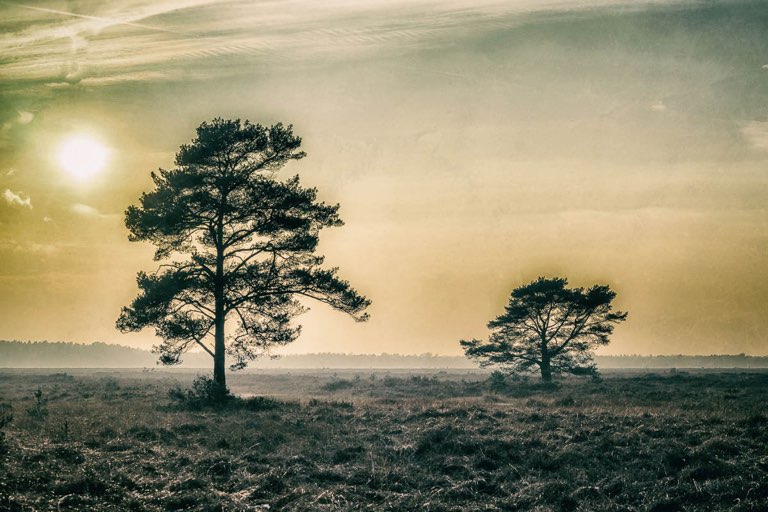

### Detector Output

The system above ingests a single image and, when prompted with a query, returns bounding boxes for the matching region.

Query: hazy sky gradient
[1,0,767,356]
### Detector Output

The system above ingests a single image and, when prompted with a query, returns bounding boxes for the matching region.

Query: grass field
[1,369,767,511]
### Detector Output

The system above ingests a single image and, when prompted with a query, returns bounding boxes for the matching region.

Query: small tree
[461,277,627,382]
[117,118,370,395]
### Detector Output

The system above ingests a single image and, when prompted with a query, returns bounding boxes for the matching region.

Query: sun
[56,134,109,182]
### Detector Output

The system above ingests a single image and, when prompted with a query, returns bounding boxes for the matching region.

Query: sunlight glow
[56,134,109,182]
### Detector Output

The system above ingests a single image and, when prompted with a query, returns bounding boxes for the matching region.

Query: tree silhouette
[461,277,627,382]
[117,118,370,395]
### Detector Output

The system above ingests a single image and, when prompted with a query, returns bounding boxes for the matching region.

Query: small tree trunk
[540,352,553,382]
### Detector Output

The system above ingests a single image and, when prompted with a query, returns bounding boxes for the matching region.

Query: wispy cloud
[71,203,114,218]
[0,0,641,87]
[0,0,214,84]
[10,2,199,36]
[3,189,32,208]
[0,239,58,254]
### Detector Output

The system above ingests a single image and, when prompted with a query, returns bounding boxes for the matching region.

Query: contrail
[7,2,196,36]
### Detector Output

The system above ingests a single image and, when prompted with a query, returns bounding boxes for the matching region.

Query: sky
[0,0,767,357]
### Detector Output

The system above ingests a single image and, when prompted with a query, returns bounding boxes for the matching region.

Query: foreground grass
[0,370,767,511]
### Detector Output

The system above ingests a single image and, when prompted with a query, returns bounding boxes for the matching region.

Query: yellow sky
[0,0,767,355]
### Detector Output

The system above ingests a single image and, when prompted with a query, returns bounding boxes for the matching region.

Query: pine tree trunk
[212,213,227,399]
[212,287,228,400]
[213,305,226,391]
[540,352,553,382]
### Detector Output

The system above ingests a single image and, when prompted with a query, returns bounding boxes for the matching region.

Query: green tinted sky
[1,0,767,355]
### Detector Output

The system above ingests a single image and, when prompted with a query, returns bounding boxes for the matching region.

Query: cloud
[17,111,34,124]
[43,216,53,222]
[71,203,105,217]
[0,112,34,148]
[741,121,768,152]
[3,189,32,208]
[650,100,667,112]
[70,203,118,219]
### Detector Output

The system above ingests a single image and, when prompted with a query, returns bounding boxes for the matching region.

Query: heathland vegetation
[1,369,767,511]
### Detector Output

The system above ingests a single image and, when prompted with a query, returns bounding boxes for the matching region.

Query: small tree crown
[461,276,627,381]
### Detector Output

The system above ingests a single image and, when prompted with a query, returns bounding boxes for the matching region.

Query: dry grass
[1,369,767,511]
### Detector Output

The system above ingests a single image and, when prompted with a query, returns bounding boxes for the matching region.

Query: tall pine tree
[117,119,370,395]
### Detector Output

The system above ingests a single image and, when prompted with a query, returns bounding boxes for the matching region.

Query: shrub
[190,375,230,401]
[26,388,48,419]
[488,370,507,392]
[322,379,356,392]
[0,402,12,453]
[0,403,12,431]
[169,375,231,407]
[102,377,121,393]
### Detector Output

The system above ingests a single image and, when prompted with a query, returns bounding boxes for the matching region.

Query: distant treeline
[0,340,199,368]
[1,340,768,369]
[596,354,768,369]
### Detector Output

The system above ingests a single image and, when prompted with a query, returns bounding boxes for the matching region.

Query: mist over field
[2,341,768,370]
